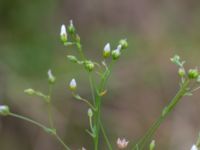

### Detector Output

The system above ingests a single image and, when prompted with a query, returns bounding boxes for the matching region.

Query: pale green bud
[149,140,155,150]
[88,108,93,118]
[24,88,35,95]
[67,55,78,63]
[68,20,76,34]
[60,24,68,44]
[84,61,94,72]
[48,69,56,84]
[178,68,185,77]
[188,69,199,79]
[0,105,10,116]
[119,39,128,49]
[69,78,77,91]
[112,47,121,60]
[103,43,111,58]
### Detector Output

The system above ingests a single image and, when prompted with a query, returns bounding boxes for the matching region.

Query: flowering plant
[0,20,200,150]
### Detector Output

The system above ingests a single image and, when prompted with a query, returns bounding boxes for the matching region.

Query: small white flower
[69,78,77,91]
[103,43,111,58]
[117,44,122,51]
[104,43,111,52]
[112,48,121,60]
[0,105,10,116]
[48,69,56,84]
[191,145,198,150]
[117,138,129,149]
[60,24,68,43]
[60,24,67,36]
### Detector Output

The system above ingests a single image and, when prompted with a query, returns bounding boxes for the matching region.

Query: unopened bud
[0,105,10,116]
[112,48,121,60]
[178,68,185,77]
[103,43,111,58]
[24,88,35,95]
[48,69,56,84]
[84,61,94,72]
[88,108,93,118]
[67,55,78,63]
[119,39,128,49]
[188,69,199,79]
[68,20,75,34]
[69,78,77,91]
[149,140,155,150]
[60,24,67,44]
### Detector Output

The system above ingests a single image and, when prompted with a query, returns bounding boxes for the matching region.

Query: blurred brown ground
[0,0,200,149]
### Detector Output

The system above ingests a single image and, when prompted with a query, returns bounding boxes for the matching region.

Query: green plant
[0,20,200,150]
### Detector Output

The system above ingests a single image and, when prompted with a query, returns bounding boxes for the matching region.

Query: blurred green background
[1,0,200,149]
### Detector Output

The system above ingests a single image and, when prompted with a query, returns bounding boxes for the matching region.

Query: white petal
[60,24,67,35]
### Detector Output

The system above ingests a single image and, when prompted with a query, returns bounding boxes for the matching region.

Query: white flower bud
[69,78,77,91]
[103,43,111,58]
[48,69,56,84]
[60,24,67,44]
[0,105,10,116]
[112,48,121,60]
[88,108,93,118]
[191,145,198,150]
[68,20,75,34]
[116,138,129,149]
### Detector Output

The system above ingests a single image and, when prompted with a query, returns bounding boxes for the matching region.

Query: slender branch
[100,121,113,150]
[9,113,48,130]
[132,79,190,150]
[54,133,71,150]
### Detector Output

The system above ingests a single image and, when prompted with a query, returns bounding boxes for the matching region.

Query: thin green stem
[132,79,190,150]
[89,73,96,105]
[100,121,113,150]
[9,113,71,150]
[93,60,115,150]
[9,113,48,130]
[54,133,71,150]
[47,84,54,129]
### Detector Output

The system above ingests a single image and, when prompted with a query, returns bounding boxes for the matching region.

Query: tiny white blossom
[60,24,67,36]
[48,69,56,84]
[0,105,10,116]
[103,43,111,57]
[112,48,121,60]
[191,145,198,150]
[69,78,77,91]
[104,43,111,52]
[117,138,129,149]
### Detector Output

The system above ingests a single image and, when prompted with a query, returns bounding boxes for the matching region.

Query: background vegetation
[0,0,200,149]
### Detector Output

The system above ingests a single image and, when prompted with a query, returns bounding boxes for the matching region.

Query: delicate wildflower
[69,78,77,91]
[48,69,56,84]
[0,105,10,116]
[103,43,111,58]
[60,24,67,44]
[191,145,198,150]
[117,138,129,149]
